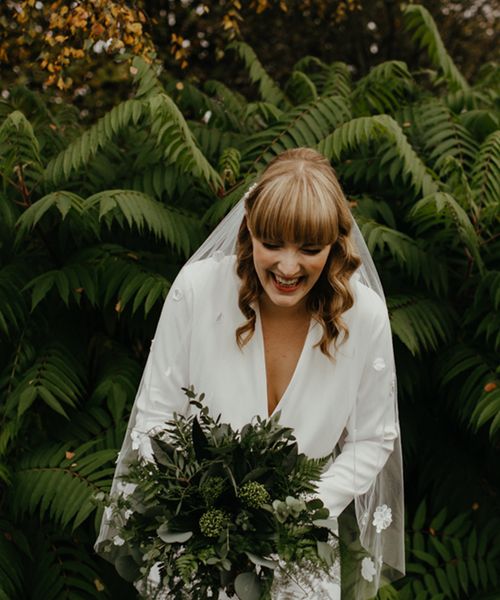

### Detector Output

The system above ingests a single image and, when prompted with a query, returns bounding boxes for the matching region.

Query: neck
[258,294,309,321]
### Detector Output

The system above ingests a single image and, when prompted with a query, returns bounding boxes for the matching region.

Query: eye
[301,247,322,255]
[262,241,281,250]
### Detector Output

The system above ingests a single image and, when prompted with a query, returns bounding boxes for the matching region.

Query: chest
[261,314,310,416]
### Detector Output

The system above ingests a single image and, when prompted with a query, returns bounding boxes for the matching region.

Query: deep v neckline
[255,305,312,418]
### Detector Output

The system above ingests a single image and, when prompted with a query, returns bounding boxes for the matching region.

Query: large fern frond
[415,100,479,172]
[147,93,222,191]
[227,41,290,109]
[12,440,116,531]
[85,189,201,257]
[352,61,413,116]
[400,500,500,599]
[436,344,497,426]
[357,217,448,295]
[243,94,352,167]
[284,71,318,105]
[322,62,352,99]
[131,55,164,99]
[26,530,111,599]
[204,80,249,123]
[24,261,98,310]
[409,192,484,272]
[403,5,469,93]
[471,130,500,209]
[460,108,499,143]
[16,190,86,236]
[172,80,245,132]
[0,110,43,188]
[44,99,143,187]
[244,101,284,127]
[388,295,455,356]
[292,58,352,100]
[97,252,172,318]
[318,114,438,197]
[5,343,86,420]
[189,121,244,165]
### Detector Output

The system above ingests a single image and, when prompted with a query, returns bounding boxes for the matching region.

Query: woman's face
[250,232,332,312]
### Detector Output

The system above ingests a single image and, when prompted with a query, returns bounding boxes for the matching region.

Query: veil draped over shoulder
[95,171,405,599]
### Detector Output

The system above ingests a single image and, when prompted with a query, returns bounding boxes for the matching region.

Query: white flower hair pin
[241,182,258,203]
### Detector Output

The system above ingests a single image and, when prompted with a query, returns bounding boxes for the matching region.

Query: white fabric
[134,256,397,522]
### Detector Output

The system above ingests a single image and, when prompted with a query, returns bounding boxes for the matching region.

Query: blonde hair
[236,147,361,357]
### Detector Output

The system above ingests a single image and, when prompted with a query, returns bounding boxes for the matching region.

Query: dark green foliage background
[0,5,498,599]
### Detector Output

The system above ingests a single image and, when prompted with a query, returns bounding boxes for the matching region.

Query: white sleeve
[131,267,193,459]
[316,304,398,518]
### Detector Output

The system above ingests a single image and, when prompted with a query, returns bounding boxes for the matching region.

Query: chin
[264,287,307,309]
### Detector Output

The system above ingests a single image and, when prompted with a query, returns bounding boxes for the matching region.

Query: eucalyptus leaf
[157,523,193,543]
[245,552,278,570]
[234,572,261,600]
[317,541,336,566]
[115,554,141,582]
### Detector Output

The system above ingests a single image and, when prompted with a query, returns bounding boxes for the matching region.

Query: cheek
[310,254,330,279]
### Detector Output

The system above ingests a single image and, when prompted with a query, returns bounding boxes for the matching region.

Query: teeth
[275,274,300,286]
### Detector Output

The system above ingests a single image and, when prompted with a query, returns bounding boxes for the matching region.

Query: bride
[96,147,405,599]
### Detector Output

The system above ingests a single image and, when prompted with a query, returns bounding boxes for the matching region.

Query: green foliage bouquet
[101,390,339,600]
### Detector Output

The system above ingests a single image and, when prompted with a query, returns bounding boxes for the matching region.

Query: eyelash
[262,242,321,255]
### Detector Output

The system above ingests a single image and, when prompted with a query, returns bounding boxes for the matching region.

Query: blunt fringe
[235,147,361,358]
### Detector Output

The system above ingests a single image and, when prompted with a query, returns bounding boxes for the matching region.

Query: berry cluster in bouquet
[101,389,339,600]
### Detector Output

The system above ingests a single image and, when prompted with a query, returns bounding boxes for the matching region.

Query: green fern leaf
[0,110,43,188]
[228,41,290,109]
[403,4,469,92]
[414,100,479,172]
[357,216,448,295]
[244,94,351,167]
[409,192,484,272]
[44,99,144,186]
[7,344,86,420]
[471,130,500,208]
[322,62,352,98]
[245,101,284,126]
[285,71,318,105]
[12,441,116,531]
[131,55,164,99]
[388,295,455,355]
[85,189,201,257]
[147,93,222,191]
[318,114,438,197]
[352,61,413,116]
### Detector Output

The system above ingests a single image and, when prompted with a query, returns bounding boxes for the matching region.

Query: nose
[276,248,301,277]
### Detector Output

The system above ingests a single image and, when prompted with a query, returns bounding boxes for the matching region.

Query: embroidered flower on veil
[361,557,376,582]
[372,504,392,533]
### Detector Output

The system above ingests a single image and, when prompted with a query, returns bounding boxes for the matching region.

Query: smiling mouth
[271,272,303,290]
